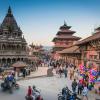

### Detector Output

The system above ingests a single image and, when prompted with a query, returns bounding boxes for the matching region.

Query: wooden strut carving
[89,40,100,47]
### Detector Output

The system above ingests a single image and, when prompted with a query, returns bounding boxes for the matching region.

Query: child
[82,86,88,100]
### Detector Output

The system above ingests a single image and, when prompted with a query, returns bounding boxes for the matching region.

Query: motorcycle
[68,92,81,100]
[1,80,13,93]
[25,94,43,100]
[58,86,81,100]
[25,87,43,100]
[58,92,65,100]
[58,87,71,100]
[32,90,43,100]
[25,95,33,100]
[1,77,19,93]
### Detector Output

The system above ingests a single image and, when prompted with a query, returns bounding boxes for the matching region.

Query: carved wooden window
[94,55,97,59]
[89,55,93,59]
[84,52,87,58]
[99,52,100,59]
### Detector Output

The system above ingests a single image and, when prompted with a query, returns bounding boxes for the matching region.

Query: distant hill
[43,46,52,50]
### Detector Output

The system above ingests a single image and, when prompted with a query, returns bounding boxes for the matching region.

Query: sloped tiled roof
[58,46,80,54]
[76,32,100,45]
[52,35,81,41]
[56,30,75,35]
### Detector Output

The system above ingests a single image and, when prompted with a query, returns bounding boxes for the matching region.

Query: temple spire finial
[64,20,67,26]
[8,6,12,14]
[6,6,13,17]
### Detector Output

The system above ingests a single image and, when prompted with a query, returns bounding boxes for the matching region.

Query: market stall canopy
[12,61,27,68]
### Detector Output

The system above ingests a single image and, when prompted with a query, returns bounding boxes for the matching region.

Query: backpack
[72,81,77,88]
[78,82,83,88]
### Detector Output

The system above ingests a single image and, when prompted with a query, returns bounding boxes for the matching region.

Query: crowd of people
[48,59,100,100]
[49,59,78,79]
[71,79,89,100]
[0,58,99,99]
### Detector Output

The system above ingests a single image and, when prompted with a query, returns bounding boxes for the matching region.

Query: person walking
[70,67,74,80]
[27,86,32,96]
[23,68,26,78]
[71,79,77,93]
[82,86,88,100]
[74,69,79,80]
[64,67,68,78]
[59,67,62,78]
[26,86,33,100]
[78,80,83,95]
[58,63,61,77]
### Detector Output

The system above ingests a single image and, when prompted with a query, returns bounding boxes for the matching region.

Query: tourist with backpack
[78,80,83,95]
[71,79,77,93]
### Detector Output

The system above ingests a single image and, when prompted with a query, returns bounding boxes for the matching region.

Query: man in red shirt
[25,86,33,100]
[27,86,32,96]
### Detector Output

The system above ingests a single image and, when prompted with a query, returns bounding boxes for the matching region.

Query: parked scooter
[58,86,70,100]
[58,86,81,100]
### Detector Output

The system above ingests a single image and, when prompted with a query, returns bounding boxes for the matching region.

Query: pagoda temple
[52,21,81,59]
[0,7,27,66]
[29,43,44,57]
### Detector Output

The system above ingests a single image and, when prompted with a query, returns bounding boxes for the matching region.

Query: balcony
[0,50,27,56]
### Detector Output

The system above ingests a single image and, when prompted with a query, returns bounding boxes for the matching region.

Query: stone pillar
[15,71,18,80]
[5,59,7,64]
[0,59,1,64]
[1,44,2,50]
[11,59,12,64]
[1,58,2,64]
[0,44,1,50]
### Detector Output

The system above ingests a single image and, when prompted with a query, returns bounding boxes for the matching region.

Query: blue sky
[0,0,100,46]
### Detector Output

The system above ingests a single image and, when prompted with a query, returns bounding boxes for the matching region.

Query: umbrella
[12,61,27,68]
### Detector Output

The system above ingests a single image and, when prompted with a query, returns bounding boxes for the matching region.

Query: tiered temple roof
[53,35,80,41]
[95,26,100,31]
[52,22,80,42]
[0,6,27,63]
[0,6,26,44]
[52,22,81,53]
[1,6,19,31]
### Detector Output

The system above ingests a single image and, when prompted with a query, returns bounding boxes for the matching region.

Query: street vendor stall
[12,61,28,79]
